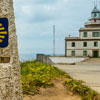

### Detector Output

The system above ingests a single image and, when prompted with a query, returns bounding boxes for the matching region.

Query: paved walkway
[55,58,100,93]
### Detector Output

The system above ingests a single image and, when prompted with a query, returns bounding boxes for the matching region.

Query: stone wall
[36,54,88,65]
[0,0,23,100]
[49,57,89,64]
[36,54,53,65]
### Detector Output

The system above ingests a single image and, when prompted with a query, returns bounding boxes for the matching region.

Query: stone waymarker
[0,0,23,100]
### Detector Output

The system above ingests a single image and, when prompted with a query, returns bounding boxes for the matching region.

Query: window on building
[83,51,87,56]
[94,13,97,17]
[94,42,98,47]
[72,51,75,56]
[72,42,75,47]
[83,32,87,37]
[92,32,99,37]
[83,42,87,47]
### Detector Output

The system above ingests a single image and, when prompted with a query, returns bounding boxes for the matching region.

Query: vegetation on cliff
[21,60,69,95]
[64,79,100,100]
[21,60,100,100]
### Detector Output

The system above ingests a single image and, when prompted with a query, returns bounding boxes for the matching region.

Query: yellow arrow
[0,39,3,43]
[0,36,5,39]
[0,31,7,34]
[0,23,2,27]
[0,27,5,30]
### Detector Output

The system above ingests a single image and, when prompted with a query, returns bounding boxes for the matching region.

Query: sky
[13,0,95,56]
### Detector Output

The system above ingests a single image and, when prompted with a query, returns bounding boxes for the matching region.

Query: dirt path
[76,58,100,65]
[24,79,81,100]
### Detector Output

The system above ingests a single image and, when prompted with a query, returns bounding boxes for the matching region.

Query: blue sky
[13,0,95,56]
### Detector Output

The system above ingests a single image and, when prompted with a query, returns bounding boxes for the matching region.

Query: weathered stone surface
[0,0,23,100]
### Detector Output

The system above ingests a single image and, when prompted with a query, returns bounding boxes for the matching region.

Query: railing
[46,54,65,57]
[85,21,100,25]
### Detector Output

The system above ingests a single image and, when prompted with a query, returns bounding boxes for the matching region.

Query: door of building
[93,51,99,58]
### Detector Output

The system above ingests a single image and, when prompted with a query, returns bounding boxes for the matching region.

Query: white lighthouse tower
[65,2,100,58]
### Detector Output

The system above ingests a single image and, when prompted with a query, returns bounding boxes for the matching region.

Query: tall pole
[53,25,55,56]
[92,0,96,7]
[99,0,100,10]
[96,0,98,7]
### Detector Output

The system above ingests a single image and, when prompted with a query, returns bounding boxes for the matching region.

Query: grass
[21,60,100,100]
[21,60,70,95]
[64,79,100,100]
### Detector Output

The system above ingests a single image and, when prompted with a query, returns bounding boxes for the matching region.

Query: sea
[19,53,37,61]
[19,53,65,61]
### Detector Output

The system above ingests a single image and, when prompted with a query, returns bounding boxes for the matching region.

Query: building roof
[92,6,100,13]
[65,37,79,40]
[65,37,80,41]
[79,28,100,31]
[65,37,100,41]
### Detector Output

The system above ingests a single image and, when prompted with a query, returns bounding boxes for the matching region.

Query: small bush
[21,60,69,95]
[64,79,100,100]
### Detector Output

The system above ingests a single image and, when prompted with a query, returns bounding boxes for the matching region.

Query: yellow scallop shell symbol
[0,23,7,43]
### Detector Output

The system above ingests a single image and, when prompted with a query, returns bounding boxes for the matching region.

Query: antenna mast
[96,0,98,7]
[53,25,55,56]
[92,0,97,7]
[98,0,100,9]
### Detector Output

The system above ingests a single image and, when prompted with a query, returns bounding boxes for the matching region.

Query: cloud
[34,0,58,4]
[13,0,93,56]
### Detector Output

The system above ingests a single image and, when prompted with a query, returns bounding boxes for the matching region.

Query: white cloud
[63,0,69,2]
[13,0,93,56]
[21,5,33,15]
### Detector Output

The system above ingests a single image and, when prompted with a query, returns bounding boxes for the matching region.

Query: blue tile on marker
[0,18,8,47]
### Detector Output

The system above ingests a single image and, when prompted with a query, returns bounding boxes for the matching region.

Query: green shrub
[21,60,69,95]
[64,79,100,100]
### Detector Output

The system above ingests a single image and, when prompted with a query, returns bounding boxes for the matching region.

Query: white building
[65,6,100,58]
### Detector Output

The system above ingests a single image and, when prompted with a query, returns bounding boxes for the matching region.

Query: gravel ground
[55,58,100,93]
[23,78,81,100]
